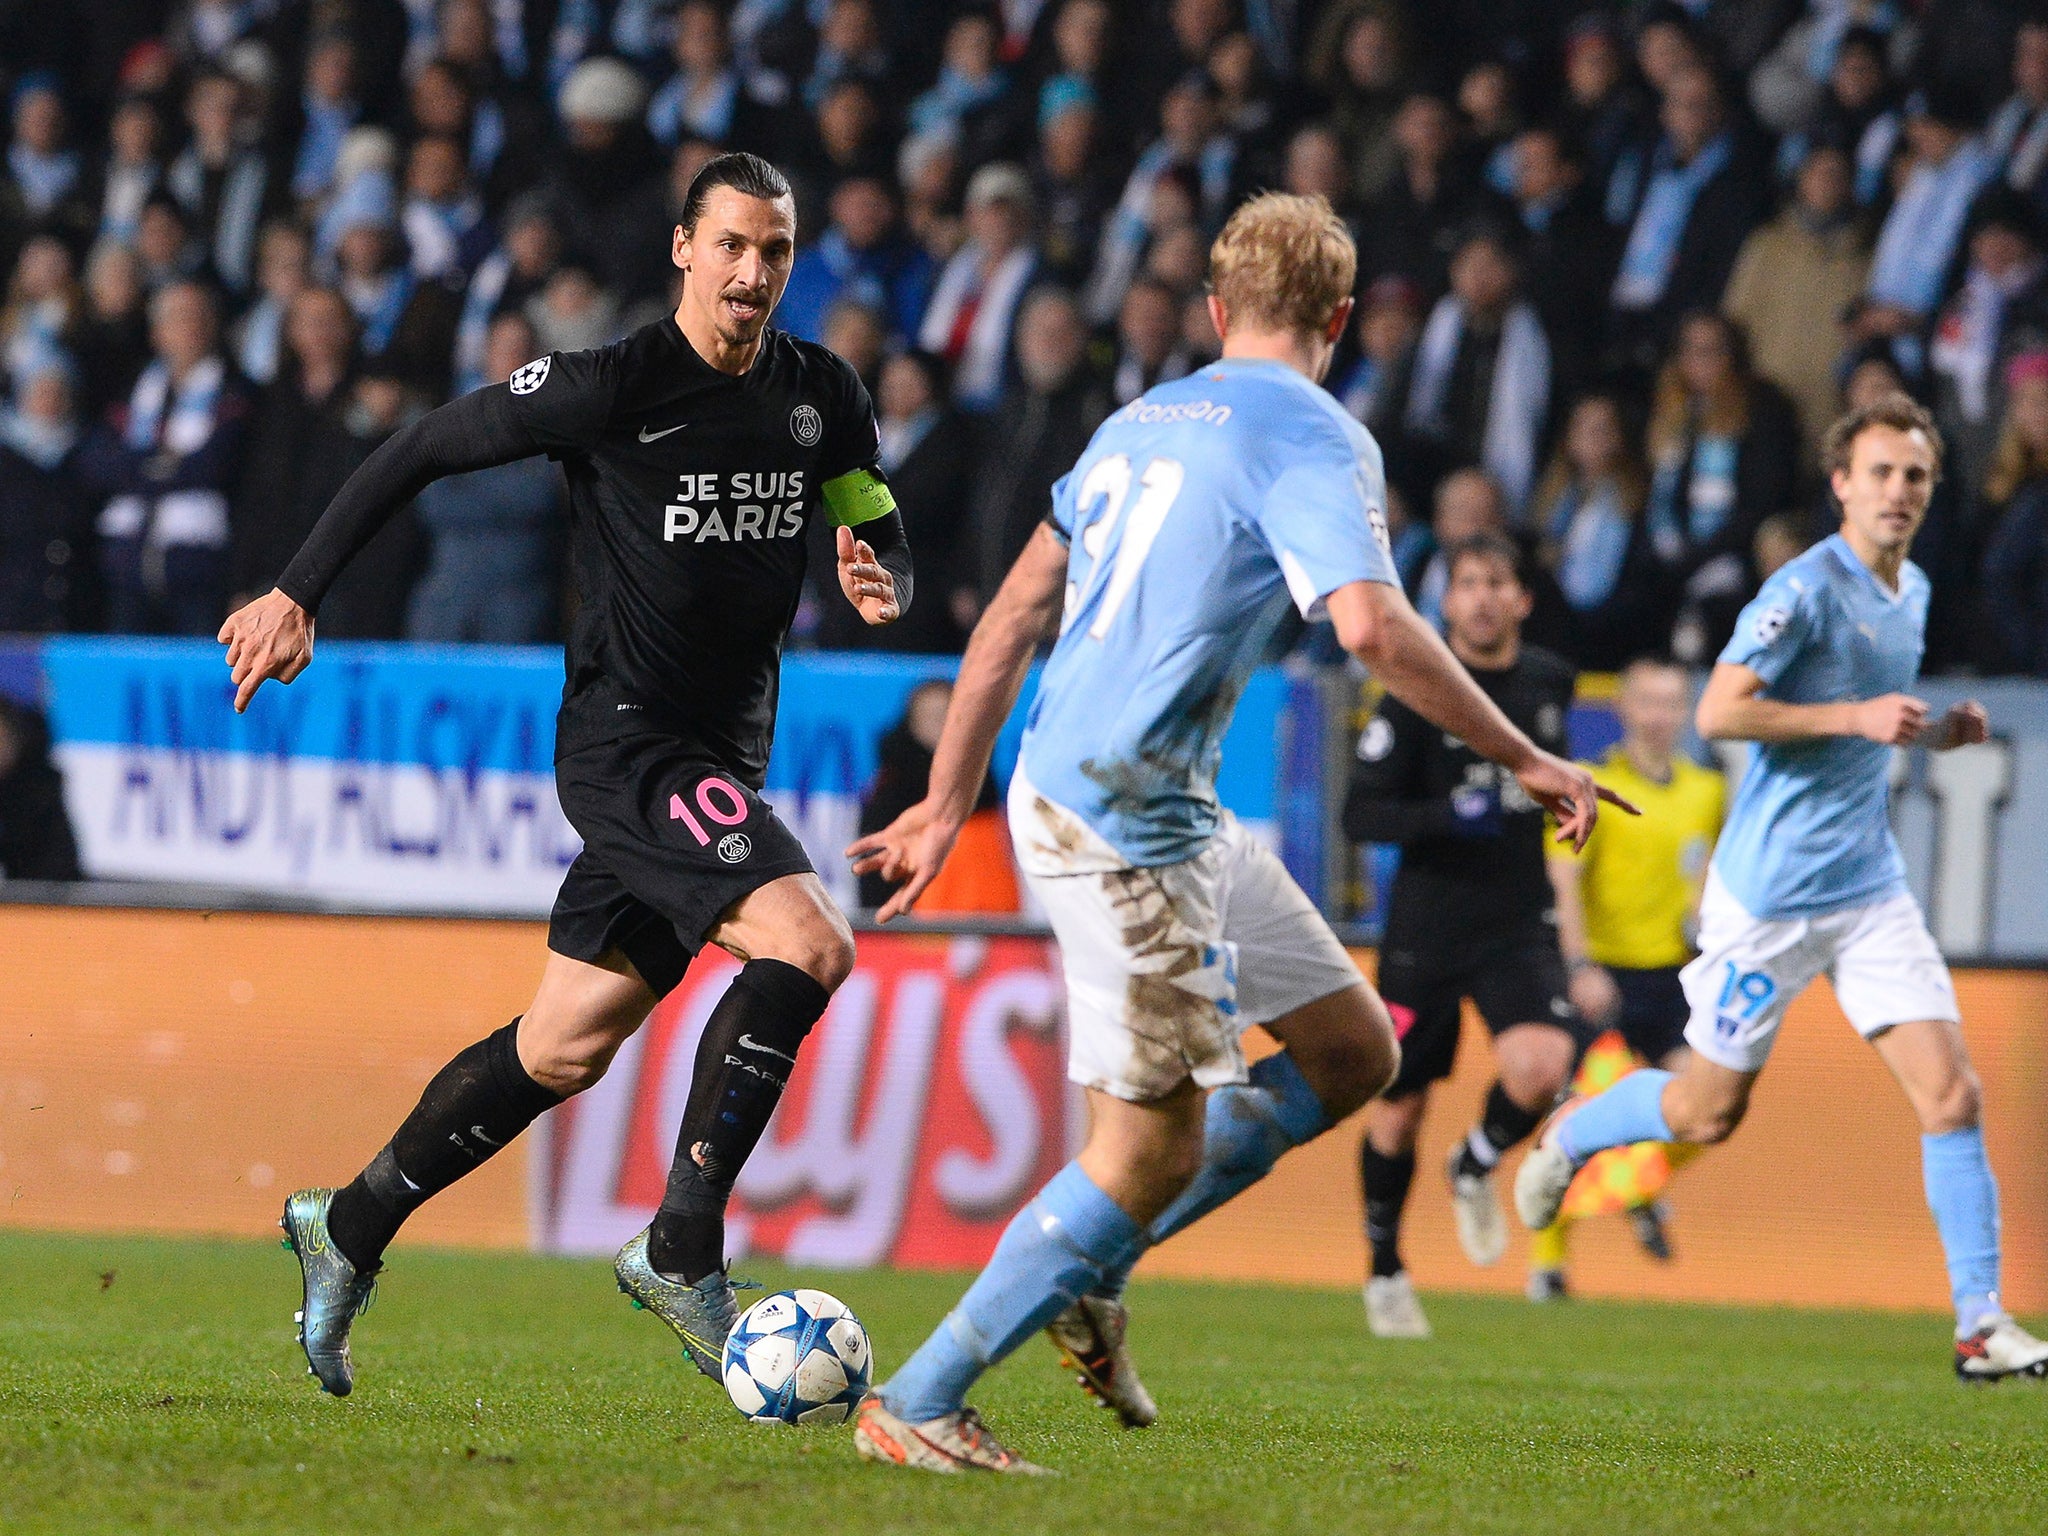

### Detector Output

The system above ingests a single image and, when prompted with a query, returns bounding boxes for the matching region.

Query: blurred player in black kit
[218,153,913,1395]
[1344,531,1584,1339]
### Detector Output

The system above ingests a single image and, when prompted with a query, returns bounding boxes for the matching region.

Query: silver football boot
[613,1227,747,1378]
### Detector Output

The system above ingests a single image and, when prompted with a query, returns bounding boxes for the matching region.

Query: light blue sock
[1094,1051,1331,1300]
[880,1161,1142,1422]
[1556,1069,1673,1163]
[1922,1127,2002,1333]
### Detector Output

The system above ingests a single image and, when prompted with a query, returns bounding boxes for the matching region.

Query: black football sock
[1360,1142,1416,1279]
[326,1019,561,1273]
[648,959,829,1283]
[1453,1080,1547,1179]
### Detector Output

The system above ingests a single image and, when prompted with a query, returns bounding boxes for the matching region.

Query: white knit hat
[558,56,649,125]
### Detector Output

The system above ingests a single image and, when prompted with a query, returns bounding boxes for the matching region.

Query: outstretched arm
[219,386,543,711]
[847,522,1067,919]
[1324,579,1635,850]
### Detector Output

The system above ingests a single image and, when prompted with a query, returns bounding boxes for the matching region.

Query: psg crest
[510,356,552,395]
[790,403,822,445]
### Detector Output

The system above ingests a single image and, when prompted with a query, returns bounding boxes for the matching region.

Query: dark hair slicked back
[1822,391,1944,481]
[680,151,793,232]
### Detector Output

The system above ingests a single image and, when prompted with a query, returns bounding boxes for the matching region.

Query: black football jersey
[1343,646,1578,938]
[504,320,881,781]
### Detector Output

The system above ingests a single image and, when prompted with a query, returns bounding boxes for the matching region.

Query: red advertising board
[530,932,1075,1269]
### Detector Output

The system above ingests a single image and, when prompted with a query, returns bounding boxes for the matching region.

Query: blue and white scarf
[648,68,739,146]
[346,269,417,357]
[1546,481,1634,610]
[908,65,1008,137]
[454,249,513,394]
[1404,297,1551,512]
[167,148,267,291]
[1612,131,1734,311]
[1868,138,1998,315]
[7,145,79,216]
[1648,431,1740,559]
[292,95,360,202]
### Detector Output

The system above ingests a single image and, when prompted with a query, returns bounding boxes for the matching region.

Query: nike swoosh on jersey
[638,422,687,442]
[736,1033,798,1065]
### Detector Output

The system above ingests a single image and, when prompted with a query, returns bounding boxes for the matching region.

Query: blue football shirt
[1019,358,1400,866]
[1710,533,1929,918]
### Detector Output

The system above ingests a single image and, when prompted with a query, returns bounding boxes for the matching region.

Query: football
[721,1288,873,1425]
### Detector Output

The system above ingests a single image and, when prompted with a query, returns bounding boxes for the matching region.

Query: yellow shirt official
[1570,750,1726,970]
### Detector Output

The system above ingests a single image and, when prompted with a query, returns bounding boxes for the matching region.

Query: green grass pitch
[3,1230,2044,1535]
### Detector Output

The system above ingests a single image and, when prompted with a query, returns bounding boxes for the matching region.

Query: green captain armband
[821,467,897,528]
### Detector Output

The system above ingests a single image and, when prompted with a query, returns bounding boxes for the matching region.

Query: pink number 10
[670,777,750,846]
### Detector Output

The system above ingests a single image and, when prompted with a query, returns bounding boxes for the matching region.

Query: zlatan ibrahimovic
[218,153,912,1396]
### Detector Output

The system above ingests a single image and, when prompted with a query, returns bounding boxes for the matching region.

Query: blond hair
[1208,192,1356,338]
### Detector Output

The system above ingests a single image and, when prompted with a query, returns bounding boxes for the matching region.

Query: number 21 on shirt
[1064,454,1185,639]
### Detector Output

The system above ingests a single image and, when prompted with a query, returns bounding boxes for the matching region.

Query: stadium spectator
[1981,350,2048,675]
[452,192,563,395]
[1110,275,1191,406]
[72,240,151,419]
[819,296,886,391]
[1767,25,1902,207]
[166,69,269,294]
[646,0,778,153]
[405,313,562,645]
[543,58,666,305]
[1751,5,1918,139]
[88,280,253,636]
[1643,311,1801,663]
[400,136,489,283]
[1332,272,1421,443]
[1532,390,1661,671]
[134,192,207,291]
[2,234,82,395]
[1722,140,1872,471]
[1303,0,1410,206]
[855,678,1014,914]
[95,95,165,247]
[1459,61,1523,194]
[1358,91,1503,297]
[815,348,969,655]
[1399,223,1551,514]
[231,220,312,385]
[920,161,1040,414]
[1608,65,1766,372]
[777,175,934,346]
[1559,14,1651,226]
[524,265,620,356]
[1926,191,2048,501]
[1032,87,1113,289]
[1508,124,1618,397]
[0,352,94,632]
[1988,21,2048,213]
[1859,84,1997,353]
[1,76,95,269]
[0,696,83,882]
[232,285,358,605]
[963,285,1107,610]
[330,191,460,399]
[290,35,363,209]
[908,11,1014,169]
[1412,465,1508,626]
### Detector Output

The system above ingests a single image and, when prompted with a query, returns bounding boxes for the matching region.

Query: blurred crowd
[6,1,2048,674]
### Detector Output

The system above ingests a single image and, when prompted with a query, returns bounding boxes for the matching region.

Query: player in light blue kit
[845,193,1629,1473]
[1517,394,2048,1382]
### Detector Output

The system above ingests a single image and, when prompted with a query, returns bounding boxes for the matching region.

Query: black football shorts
[1379,917,1580,1096]
[548,734,815,996]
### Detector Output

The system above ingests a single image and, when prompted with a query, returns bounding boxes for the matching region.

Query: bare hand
[1855,693,1929,746]
[836,524,899,625]
[1515,750,1638,852]
[1929,700,1990,750]
[218,588,313,712]
[846,797,961,922]
[1569,962,1622,1029]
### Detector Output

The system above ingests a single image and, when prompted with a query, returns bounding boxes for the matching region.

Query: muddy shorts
[1011,774,1364,1102]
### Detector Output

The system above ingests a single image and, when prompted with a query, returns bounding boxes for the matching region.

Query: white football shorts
[1010,772,1364,1102]
[1680,869,1960,1073]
